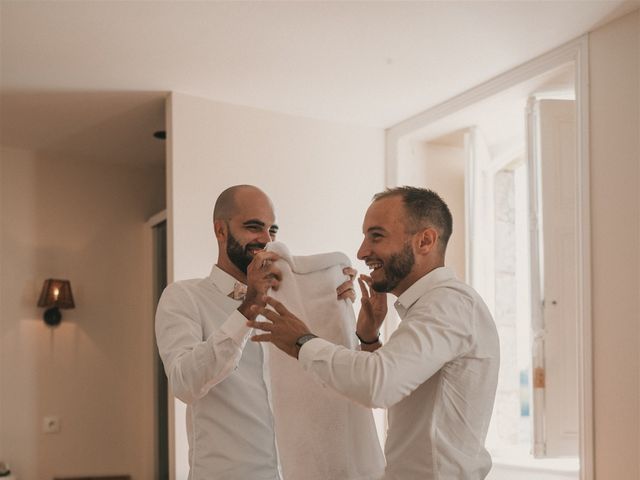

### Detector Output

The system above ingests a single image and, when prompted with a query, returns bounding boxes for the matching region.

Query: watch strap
[356,331,380,345]
[295,333,318,348]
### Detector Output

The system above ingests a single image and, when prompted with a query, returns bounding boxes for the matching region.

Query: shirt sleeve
[298,292,475,409]
[155,282,252,404]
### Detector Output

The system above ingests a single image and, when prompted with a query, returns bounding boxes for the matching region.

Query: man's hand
[336,266,357,302]
[356,274,387,350]
[248,297,312,359]
[239,251,281,319]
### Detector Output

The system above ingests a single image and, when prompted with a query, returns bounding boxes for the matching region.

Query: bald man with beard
[155,185,356,480]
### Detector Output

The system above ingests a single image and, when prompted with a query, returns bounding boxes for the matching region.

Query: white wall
[589,10,640,480]
[0,147,165,479]
[168,92,385,280]
[396,139,466,278]
[167,92,385,477]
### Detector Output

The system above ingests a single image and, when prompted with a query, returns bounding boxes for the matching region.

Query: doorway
[151,215,169,480]
[385,37,591,480]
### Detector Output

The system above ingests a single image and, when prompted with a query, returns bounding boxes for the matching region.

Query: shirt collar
[394,266,457,316]
[208,264,245,296]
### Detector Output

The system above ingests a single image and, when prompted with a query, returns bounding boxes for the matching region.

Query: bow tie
[229,282,247,301]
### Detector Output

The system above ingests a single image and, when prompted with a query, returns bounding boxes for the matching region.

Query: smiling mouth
[247,245,266,256]
[366,261,383,271]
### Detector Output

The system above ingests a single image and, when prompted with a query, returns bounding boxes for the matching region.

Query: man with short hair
[250,186,500,480]
[155,184,356,480]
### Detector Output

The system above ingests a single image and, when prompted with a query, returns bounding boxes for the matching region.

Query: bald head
[213,185,278,278]
[213,184,272,222]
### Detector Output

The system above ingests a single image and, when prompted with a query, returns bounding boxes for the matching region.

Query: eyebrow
[243,219,279,233]
[366,226,387,234]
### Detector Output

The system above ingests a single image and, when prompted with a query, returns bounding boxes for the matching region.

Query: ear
[213,219,227,242]
[416,227,439,254]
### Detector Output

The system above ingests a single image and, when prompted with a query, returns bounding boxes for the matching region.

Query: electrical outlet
[43,415,61,434]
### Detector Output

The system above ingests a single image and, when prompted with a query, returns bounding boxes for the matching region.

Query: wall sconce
[37,279,75,327]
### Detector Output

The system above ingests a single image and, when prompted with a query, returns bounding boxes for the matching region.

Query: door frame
[384,35,592,480]
[147,209,171,480]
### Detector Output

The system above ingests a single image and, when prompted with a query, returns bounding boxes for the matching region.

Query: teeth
[367,262,382,270]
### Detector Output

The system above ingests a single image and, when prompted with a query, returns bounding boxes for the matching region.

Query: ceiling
[418,63,576,157]
[0,0,637,166]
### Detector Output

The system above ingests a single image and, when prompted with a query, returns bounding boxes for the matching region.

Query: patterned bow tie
[229,282,247,301]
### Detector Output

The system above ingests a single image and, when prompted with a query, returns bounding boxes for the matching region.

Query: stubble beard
[226,231,266,274]
[371,242,415,293]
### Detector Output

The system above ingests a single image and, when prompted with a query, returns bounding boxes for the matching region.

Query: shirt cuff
[218,309,252,347]
[298,337,334,369]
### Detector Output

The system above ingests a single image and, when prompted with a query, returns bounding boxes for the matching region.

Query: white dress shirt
[299,267,500,480]
[155,265,281,480]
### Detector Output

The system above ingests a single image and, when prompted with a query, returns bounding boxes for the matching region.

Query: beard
[371,242,415,293]
[226,231,267,274]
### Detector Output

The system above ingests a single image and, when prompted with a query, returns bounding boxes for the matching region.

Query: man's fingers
[247,319,273,331]
[265,268,282,289]
[258,308,280,323]
[254,250,280,260]
[265,296,290,315]
[255,251,280,263]
[358,277,370,299]
[248,251,281,272]
[343,266,357,281]
[338,288,356,303]
[266,266,282,281]
[251,333,272,343]
[336,280,353,295]
[337,276,356,302]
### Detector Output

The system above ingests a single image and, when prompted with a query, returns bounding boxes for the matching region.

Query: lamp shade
[37,279,75,309]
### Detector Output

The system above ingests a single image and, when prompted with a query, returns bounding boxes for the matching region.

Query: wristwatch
[295,333,318,349]
[356,331,380,345]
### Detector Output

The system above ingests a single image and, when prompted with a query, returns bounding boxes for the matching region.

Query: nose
[357,239,369,260]
[256,229,271,245]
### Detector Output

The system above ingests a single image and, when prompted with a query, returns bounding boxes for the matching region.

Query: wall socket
[43,415,61,434]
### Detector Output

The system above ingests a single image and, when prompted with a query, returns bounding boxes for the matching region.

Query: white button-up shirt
[156,265,281,480]
[299,267,500,479]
